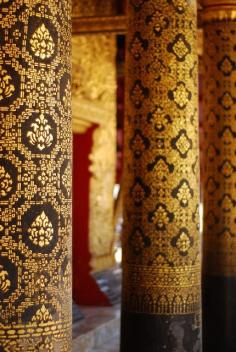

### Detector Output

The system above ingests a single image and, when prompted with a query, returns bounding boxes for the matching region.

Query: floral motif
[218,55,235,76]
[0,66,15,101]
[148,157,174,181]
[207,144,219,161]
[206,177,219,195]
[147,106,172,132]
[207,110,218,127]
[0,265,10,293]
[130,129,150,158]
[27,114,54,151]
[168,82,191,109]
[168,34,191,61]
[172,130,192,158]
[176,232,191,253]
[36,274,49,289]
[0,166,13,197]
[32,305,53,323]
[169,0,188,14]
[129,228,151,255]
[172,179,193,207]
[220,194,234,212]
[130,177,150,206]
[30,23,55,60]
[172,229,193,256]
[219,91,234,110]
[146,10,169,37]
[219,160,235,178]
[149,204,174,230]
[130,80,149,109]
[28,211,54,247]
[130,32,148,60]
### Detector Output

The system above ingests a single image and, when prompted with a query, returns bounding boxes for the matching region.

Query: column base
[203,275,236,352]
[120,311,201,352]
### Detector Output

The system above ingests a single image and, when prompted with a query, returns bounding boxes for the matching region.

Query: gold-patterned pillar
[121,0,201,351]
[202,1,236,350]
[0,1,72,350]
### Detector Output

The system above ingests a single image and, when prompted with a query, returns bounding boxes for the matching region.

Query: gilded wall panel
[72,34,117,272]
[72,0,117,17]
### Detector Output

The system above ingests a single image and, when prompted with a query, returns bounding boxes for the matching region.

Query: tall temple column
[202,1,236,351]
[0,1,72,350]
[121,1,201,351]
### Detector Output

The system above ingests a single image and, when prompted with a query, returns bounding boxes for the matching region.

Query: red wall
[72,128,110,306]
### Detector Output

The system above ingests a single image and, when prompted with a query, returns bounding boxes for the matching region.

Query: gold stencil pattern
[28,211,54,247]
[0,0,72,350]
[30,23,55,60]
[203,19,236,277]
[0,67,15,101]
[123,0,200,315]
[0,166,13,197]
[0,266,10,293]
[27,113,54,151]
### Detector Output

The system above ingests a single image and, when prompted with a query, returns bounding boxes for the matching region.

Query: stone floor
[72,305,120,352]
[89,335,119,352]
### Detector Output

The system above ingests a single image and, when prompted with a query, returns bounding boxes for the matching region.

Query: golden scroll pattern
[203,20,236,277]
[0,1,72,350]
[123,0,201,315]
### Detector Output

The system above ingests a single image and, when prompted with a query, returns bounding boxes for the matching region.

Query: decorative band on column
[202,0,236,21]
[121,0,201,351]
[202,1,236,350]
[0,1,72,350]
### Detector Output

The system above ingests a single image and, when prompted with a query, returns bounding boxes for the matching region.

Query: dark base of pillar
[120,311,201,352]
[203,275,236,352]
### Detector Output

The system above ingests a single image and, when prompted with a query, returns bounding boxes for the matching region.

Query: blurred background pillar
[121,0,201,351]
[202,1,236,351]
[0,0,72,350]
[72,0,118,306]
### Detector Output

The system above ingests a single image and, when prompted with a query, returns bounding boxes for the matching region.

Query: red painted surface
[72,127,110,306]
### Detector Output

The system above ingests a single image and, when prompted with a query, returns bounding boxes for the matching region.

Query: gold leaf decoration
[0,67,15,101]
[0,265,10,293]
[30,23,55,60]
[28,211,54,247]
[27,114,53,151]
[62,164,71,197]
[32,305,53,323]
[176,232,191,253]
[176,181,192,206]
[0,166,13,197]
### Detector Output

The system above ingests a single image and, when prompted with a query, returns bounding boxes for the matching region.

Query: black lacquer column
[202,1,236,351]
[121,0,201,351]
[0,0,72,350]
